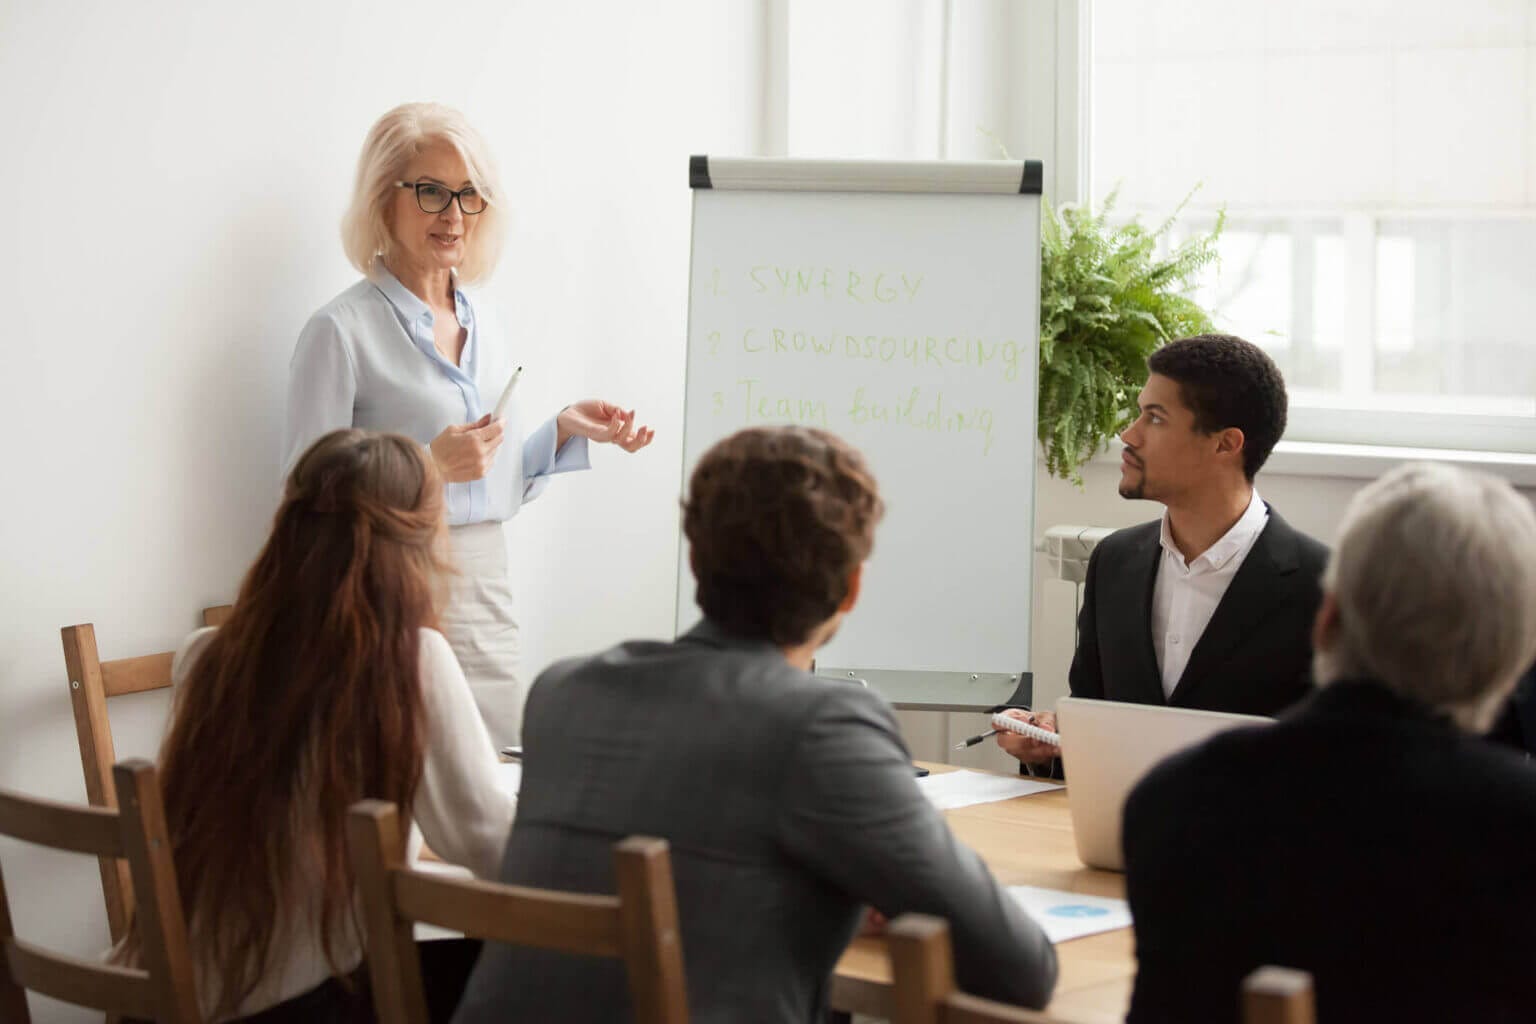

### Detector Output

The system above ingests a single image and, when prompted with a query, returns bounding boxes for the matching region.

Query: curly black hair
[683,427,884,646]
[1147,334,1288,480]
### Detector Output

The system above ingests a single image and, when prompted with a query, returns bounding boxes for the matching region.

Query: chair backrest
[347,800,688,1024]
[60,606,231,941]
[888,915,1317,1024]
[0,759,200,1023]
[1241,966,1317,1024]
[888,914,1057,1024]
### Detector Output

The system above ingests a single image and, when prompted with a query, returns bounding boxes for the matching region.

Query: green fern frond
[1038,187,1223,485]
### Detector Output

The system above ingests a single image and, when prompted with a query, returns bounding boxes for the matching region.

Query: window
[1090,0,1536,452]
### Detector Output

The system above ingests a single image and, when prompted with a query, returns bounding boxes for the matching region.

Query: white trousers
[440,521,525,746]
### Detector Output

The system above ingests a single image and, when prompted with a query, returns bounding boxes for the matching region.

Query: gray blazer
[453,620,1058,1024]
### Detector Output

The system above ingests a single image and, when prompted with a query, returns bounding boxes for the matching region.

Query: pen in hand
[492,366,524,421]
[953,729,1001,750]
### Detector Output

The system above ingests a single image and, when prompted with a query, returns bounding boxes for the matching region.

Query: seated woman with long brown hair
[126,429,515,1022]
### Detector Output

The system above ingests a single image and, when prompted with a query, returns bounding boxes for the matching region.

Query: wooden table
[830,764,1134,1022]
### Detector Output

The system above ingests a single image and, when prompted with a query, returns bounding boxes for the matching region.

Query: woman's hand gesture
[557,400,655,453]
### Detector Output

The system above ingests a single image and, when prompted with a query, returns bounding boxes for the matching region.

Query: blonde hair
[1316,462,1536,730]
[341,102,507,284]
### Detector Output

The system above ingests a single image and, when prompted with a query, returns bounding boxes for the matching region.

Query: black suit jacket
[1069,505,1328,716]
[1123,680,1536,1023]
[1487,663,1536,756]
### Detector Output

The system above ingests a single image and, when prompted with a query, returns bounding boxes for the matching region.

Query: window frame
[1077,0,1536,457]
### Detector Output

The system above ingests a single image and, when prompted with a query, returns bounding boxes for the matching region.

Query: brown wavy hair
[683,426,884,645]
[154,429,447,1016]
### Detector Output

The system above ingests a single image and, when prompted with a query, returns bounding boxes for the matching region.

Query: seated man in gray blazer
[454,426,1058,1023]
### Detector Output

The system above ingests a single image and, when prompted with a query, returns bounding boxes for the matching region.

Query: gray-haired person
[1123,462,1536,1023]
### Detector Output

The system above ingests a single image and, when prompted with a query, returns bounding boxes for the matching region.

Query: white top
[1150,490,1270,699]
[283,267,589,526]
[168,626,516,1020]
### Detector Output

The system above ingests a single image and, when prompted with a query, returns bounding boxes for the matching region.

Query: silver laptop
[1057,696,1270,871]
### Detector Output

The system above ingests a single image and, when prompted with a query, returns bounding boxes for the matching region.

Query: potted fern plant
[1037,192,1223,483]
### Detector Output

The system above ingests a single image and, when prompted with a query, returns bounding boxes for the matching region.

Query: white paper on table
[1008,885,1132,943]
[915,769,1062,810]
[496,760,523,797]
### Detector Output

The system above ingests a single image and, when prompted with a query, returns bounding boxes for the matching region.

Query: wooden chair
[887,914,1317,1024]
[888,914,1056,1023]
[60,605,231,942]
[347,801,688,1024]
[0,759,200,1023]
[1242,966,1317,1024]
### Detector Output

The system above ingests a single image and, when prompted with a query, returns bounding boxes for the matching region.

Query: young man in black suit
[999,333,1329,766]
[1122,462,1536,1022]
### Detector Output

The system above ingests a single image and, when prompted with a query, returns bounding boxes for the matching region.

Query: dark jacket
[453,620,1057,1024]
[1124,680,1536,1023]
[1487,664,1536,756]
[1070,505,1329,716]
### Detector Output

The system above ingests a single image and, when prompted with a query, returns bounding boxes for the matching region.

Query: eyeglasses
[395,180,488,215]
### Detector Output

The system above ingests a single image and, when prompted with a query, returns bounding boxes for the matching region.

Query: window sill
[1093,438,1536,487]
[1263,440,1536,487]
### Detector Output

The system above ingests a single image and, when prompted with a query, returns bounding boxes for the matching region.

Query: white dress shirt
[1150,490,1270,699]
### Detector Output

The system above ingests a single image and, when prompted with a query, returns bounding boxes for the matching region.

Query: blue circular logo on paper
[1047,905,1110,919]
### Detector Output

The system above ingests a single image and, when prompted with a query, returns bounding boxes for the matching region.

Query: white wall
[0,3,757,1019]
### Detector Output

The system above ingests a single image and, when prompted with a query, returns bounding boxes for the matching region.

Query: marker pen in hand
[492,366,524,420]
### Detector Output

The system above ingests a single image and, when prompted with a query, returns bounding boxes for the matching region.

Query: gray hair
[1316,462,1536,729]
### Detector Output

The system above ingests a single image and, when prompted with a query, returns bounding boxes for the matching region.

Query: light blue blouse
[284,267,589,526]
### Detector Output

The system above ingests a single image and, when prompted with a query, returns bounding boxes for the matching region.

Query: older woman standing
[286,102,653,745]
